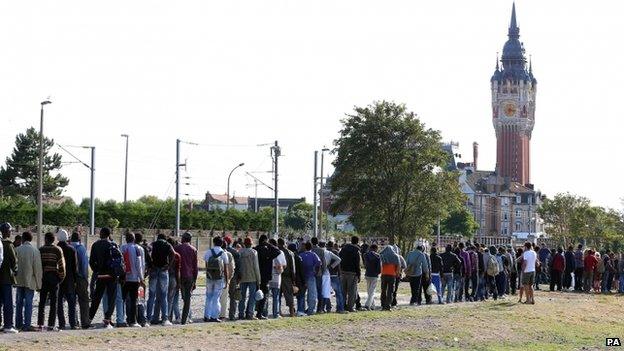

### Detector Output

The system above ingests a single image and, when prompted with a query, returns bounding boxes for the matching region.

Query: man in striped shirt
[38,232,66,331]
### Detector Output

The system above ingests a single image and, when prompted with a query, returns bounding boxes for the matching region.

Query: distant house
[247,197,305,213]
[203,192,248,211]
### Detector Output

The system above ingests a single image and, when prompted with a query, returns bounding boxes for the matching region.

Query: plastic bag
[427,282,437,296]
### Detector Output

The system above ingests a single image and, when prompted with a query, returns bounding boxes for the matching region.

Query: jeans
[75,277,90,328]
[238,282,257,319]
[38,281,59,327]
[364,276,378,308]
[204,278,223,319]
[15,287,34,330]
[495,272,507,296]
[619,275,624,293]
[563,270,573,289]
[601,272,611,292]
[89,278,116,322]
[147,268,169,322]
[509,272,517,295]
[57,291,77,328]
[122,281,140,325]
[574,268,584,291]
[340,272,358,312]
[0,283,14,329]
[441,273,454,303]
[583,271,593,292]
[454,274,464,302]
[409,275,423,304]
[168,276,180,321]
[330,276,345,312]
[486,275,498,300]
[271,287,281,318]
[180,278,194,324]
[305,276,318,315]
[380,275,395,310]
[430,274,443,304]
[296,285,306,315]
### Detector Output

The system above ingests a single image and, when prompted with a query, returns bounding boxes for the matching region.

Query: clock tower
[491,3,536,186]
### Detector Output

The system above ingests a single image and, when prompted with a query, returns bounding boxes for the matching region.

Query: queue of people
[1,220,623,334]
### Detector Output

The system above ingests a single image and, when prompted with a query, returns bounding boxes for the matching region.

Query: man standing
[327,241,345,313]
[0,222,18,333]
[120,232,145,327]
[56,229,79,330]
[299,242,321,315]
[573,244,585,292]
[203,236,229,323]
[363,244,380,310]
[69,232,90,329]
[339,236,361,312]
[253,235,281,319]
[440,245,460,304]
[147,234,174,326]
[583,250,598,293]
[521,242,537,304]
[15,231,42,332]
[219,239,235,320]
[379,244,400,311]
[550,247,565,292]
[536,243,550,290]
[457,243,472,302]
[39,232,66,331]
[88,227,121,329]
[278,238,297,317]
[563,246,576,291]
[238,237,261,320]
[175,232,197,325]
[310,237,327,313]
[224,237,240,320]
[406,245,429,306]
[318,242,341,313]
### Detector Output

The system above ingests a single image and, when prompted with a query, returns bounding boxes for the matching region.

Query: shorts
[521,271,535,286]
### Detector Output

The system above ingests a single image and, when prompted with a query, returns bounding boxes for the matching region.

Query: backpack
[206,248,224,280]
[486,255,500,276]
[109,242,126,279]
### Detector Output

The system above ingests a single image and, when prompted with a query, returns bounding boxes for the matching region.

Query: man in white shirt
[521,242,537,305]
[203,236,229,323]
[320,242,341,312]
[268,239,287,318]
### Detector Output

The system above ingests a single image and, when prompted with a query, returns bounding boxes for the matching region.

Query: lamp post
[121,134,129,203]
[37,99,52,247]
[226,163,245,210]
[319,147,329,240]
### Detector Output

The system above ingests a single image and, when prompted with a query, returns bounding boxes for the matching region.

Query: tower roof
[492,2,534,84]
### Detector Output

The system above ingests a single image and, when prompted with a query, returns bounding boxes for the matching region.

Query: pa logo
[606,338,622,346]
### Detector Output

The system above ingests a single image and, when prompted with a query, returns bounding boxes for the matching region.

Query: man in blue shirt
[70,232,90,329]
[299,242,321,315]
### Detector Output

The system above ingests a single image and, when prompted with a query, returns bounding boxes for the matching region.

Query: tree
[0,127,69,198]
[538,193,590,245]
[441,207,479,238]
[331,101,465,250]
[284,202,313,231]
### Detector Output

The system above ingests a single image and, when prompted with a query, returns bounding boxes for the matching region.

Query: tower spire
[496,52,499,70]
[529,54,533,73]
[508,2,520,39]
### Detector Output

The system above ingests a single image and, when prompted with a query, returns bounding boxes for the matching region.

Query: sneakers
[3,327,18,334]
[103,324,114,330]
[129,323,142,328]
[296,312,306,317]
[162,320,173,326]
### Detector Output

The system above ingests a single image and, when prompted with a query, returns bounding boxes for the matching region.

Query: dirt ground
[2,286,623,351]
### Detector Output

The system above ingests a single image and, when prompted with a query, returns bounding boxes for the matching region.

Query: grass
[2,289,623,350]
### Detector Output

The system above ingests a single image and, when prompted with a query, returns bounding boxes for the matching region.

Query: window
[516,195,522,204]
[516,209,521,217]
[503,212,508,221]
[515,222,522,231]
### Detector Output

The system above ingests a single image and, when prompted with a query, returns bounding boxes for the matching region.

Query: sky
[0,0,622,210]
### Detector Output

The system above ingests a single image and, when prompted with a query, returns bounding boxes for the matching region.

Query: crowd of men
[0,221,623,334]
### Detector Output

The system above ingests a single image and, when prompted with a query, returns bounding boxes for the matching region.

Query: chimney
[473,142,479,170]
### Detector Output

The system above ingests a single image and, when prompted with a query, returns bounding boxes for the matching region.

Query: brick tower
[491,3,536,186]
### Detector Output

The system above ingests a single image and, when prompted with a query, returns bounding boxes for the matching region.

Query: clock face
[503,102,517,117]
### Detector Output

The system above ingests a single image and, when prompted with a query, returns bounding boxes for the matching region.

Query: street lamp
[319,147,329,240]
[37,99,52,247]
[121,134,129,203]
[226,162,245,210]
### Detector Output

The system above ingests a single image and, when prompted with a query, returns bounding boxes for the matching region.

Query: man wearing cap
[15,231,42,332]
[238,237,261,320]
[175,232,197,325]
[0,222,18,333]
[56,229,79,330]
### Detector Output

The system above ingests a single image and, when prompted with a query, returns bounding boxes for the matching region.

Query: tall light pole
[226,162,245,210]
[175,139,182,237]
[87,146,95,248]
[313,151,318,238]
[271,141,281,237]
[121,134,129,203]
[37,99,52,247]
[319,147,329,240]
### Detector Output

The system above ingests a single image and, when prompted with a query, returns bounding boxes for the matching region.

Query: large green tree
[284,202,313,231]
[331,101,464,250]
[0,127,69,198]
[441,207,479,238]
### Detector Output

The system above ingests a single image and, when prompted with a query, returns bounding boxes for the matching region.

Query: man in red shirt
[549,247,565,292]
[583,250,598,293]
